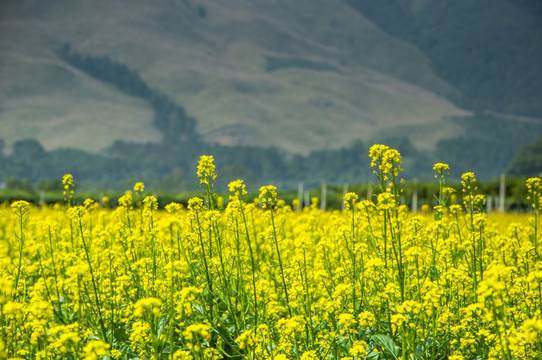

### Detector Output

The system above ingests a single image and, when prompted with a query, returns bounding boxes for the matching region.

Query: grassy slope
[0,2,161,152]
[0,0,468,154]
[0,54,160,152]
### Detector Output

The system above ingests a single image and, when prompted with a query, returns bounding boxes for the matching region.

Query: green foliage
[59,44,151,98]
[434,114,542,179]
[0,170,532,212]
[508,136,542,177]
[35,179,64,192]
[4,126,539,198]
[371,334,399,359]
[286,139,372,187]
[4,178,34,192]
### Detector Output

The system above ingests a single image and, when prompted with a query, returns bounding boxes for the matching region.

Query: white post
[297,182,303,211]
[320,182,327,211]
[499,174,505,213]
[486,195,493,214]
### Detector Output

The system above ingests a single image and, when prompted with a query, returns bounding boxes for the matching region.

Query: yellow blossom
[197,155,217,184]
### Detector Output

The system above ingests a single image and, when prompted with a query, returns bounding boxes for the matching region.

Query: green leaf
[371,334,399,359]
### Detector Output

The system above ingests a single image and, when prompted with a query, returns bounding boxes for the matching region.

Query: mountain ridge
[0,0,473,155]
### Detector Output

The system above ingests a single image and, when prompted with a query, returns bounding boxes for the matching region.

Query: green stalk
[169,226,175,360]
[269,209,292,317]
[302,247,314,347]
[47,226,63,315]
[77,218,108,343]
[536,214,539,259]
[14,212,25,296]
[194,209,215,323]
[212,214,241,336]
[350,205,357,313]
[240,202,259,327]
[107,238,117,346]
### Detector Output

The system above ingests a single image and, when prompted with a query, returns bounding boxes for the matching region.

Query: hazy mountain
[1,0,473,155]
[1,0,541,185]
[348,0,542,117]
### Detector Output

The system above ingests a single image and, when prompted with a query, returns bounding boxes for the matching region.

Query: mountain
[347,0,542,117]
[1,0,470,155]
[1,0,541,184]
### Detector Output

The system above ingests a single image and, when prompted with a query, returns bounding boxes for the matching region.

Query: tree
[508,136,542,177]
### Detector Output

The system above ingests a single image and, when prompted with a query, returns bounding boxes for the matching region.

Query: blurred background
[1,0,541,197]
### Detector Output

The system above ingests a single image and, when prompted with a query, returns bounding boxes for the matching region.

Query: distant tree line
[508,136,542,177]
[2,132,542,196]
[0,136,378,192]
[433,113,542,179]
[0,159,535,212]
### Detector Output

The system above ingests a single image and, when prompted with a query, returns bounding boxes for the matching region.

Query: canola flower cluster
[0,146,541,360]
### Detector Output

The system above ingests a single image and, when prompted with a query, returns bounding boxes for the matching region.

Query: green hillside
[0,54,160,152]
[0,0,467,154]
[347,0,542,117]
[1,0,541,185]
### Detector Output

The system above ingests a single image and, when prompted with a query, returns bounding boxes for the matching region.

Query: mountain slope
[0,0,468,154]
[347,0,542,117]
[0,53,160,152]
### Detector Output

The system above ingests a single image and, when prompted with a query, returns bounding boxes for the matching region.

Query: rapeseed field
[1,146,541,359]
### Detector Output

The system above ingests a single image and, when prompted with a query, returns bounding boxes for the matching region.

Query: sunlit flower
[197,155,217,184]
[259,185,278,209]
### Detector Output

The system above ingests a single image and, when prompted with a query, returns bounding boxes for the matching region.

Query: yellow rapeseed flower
[228,179,247,201]
[81,340,110,360]
[343,192,358,210]
[134,297,162,318]
[118,190,133,208]
[133,182,145,193]
[259,185,278,209]
[62,174,74,187]
[187,197,205,211]
[183,323,211,342]
[11,200,31,216]
[433,162,450,178]
[197,155,217,184]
